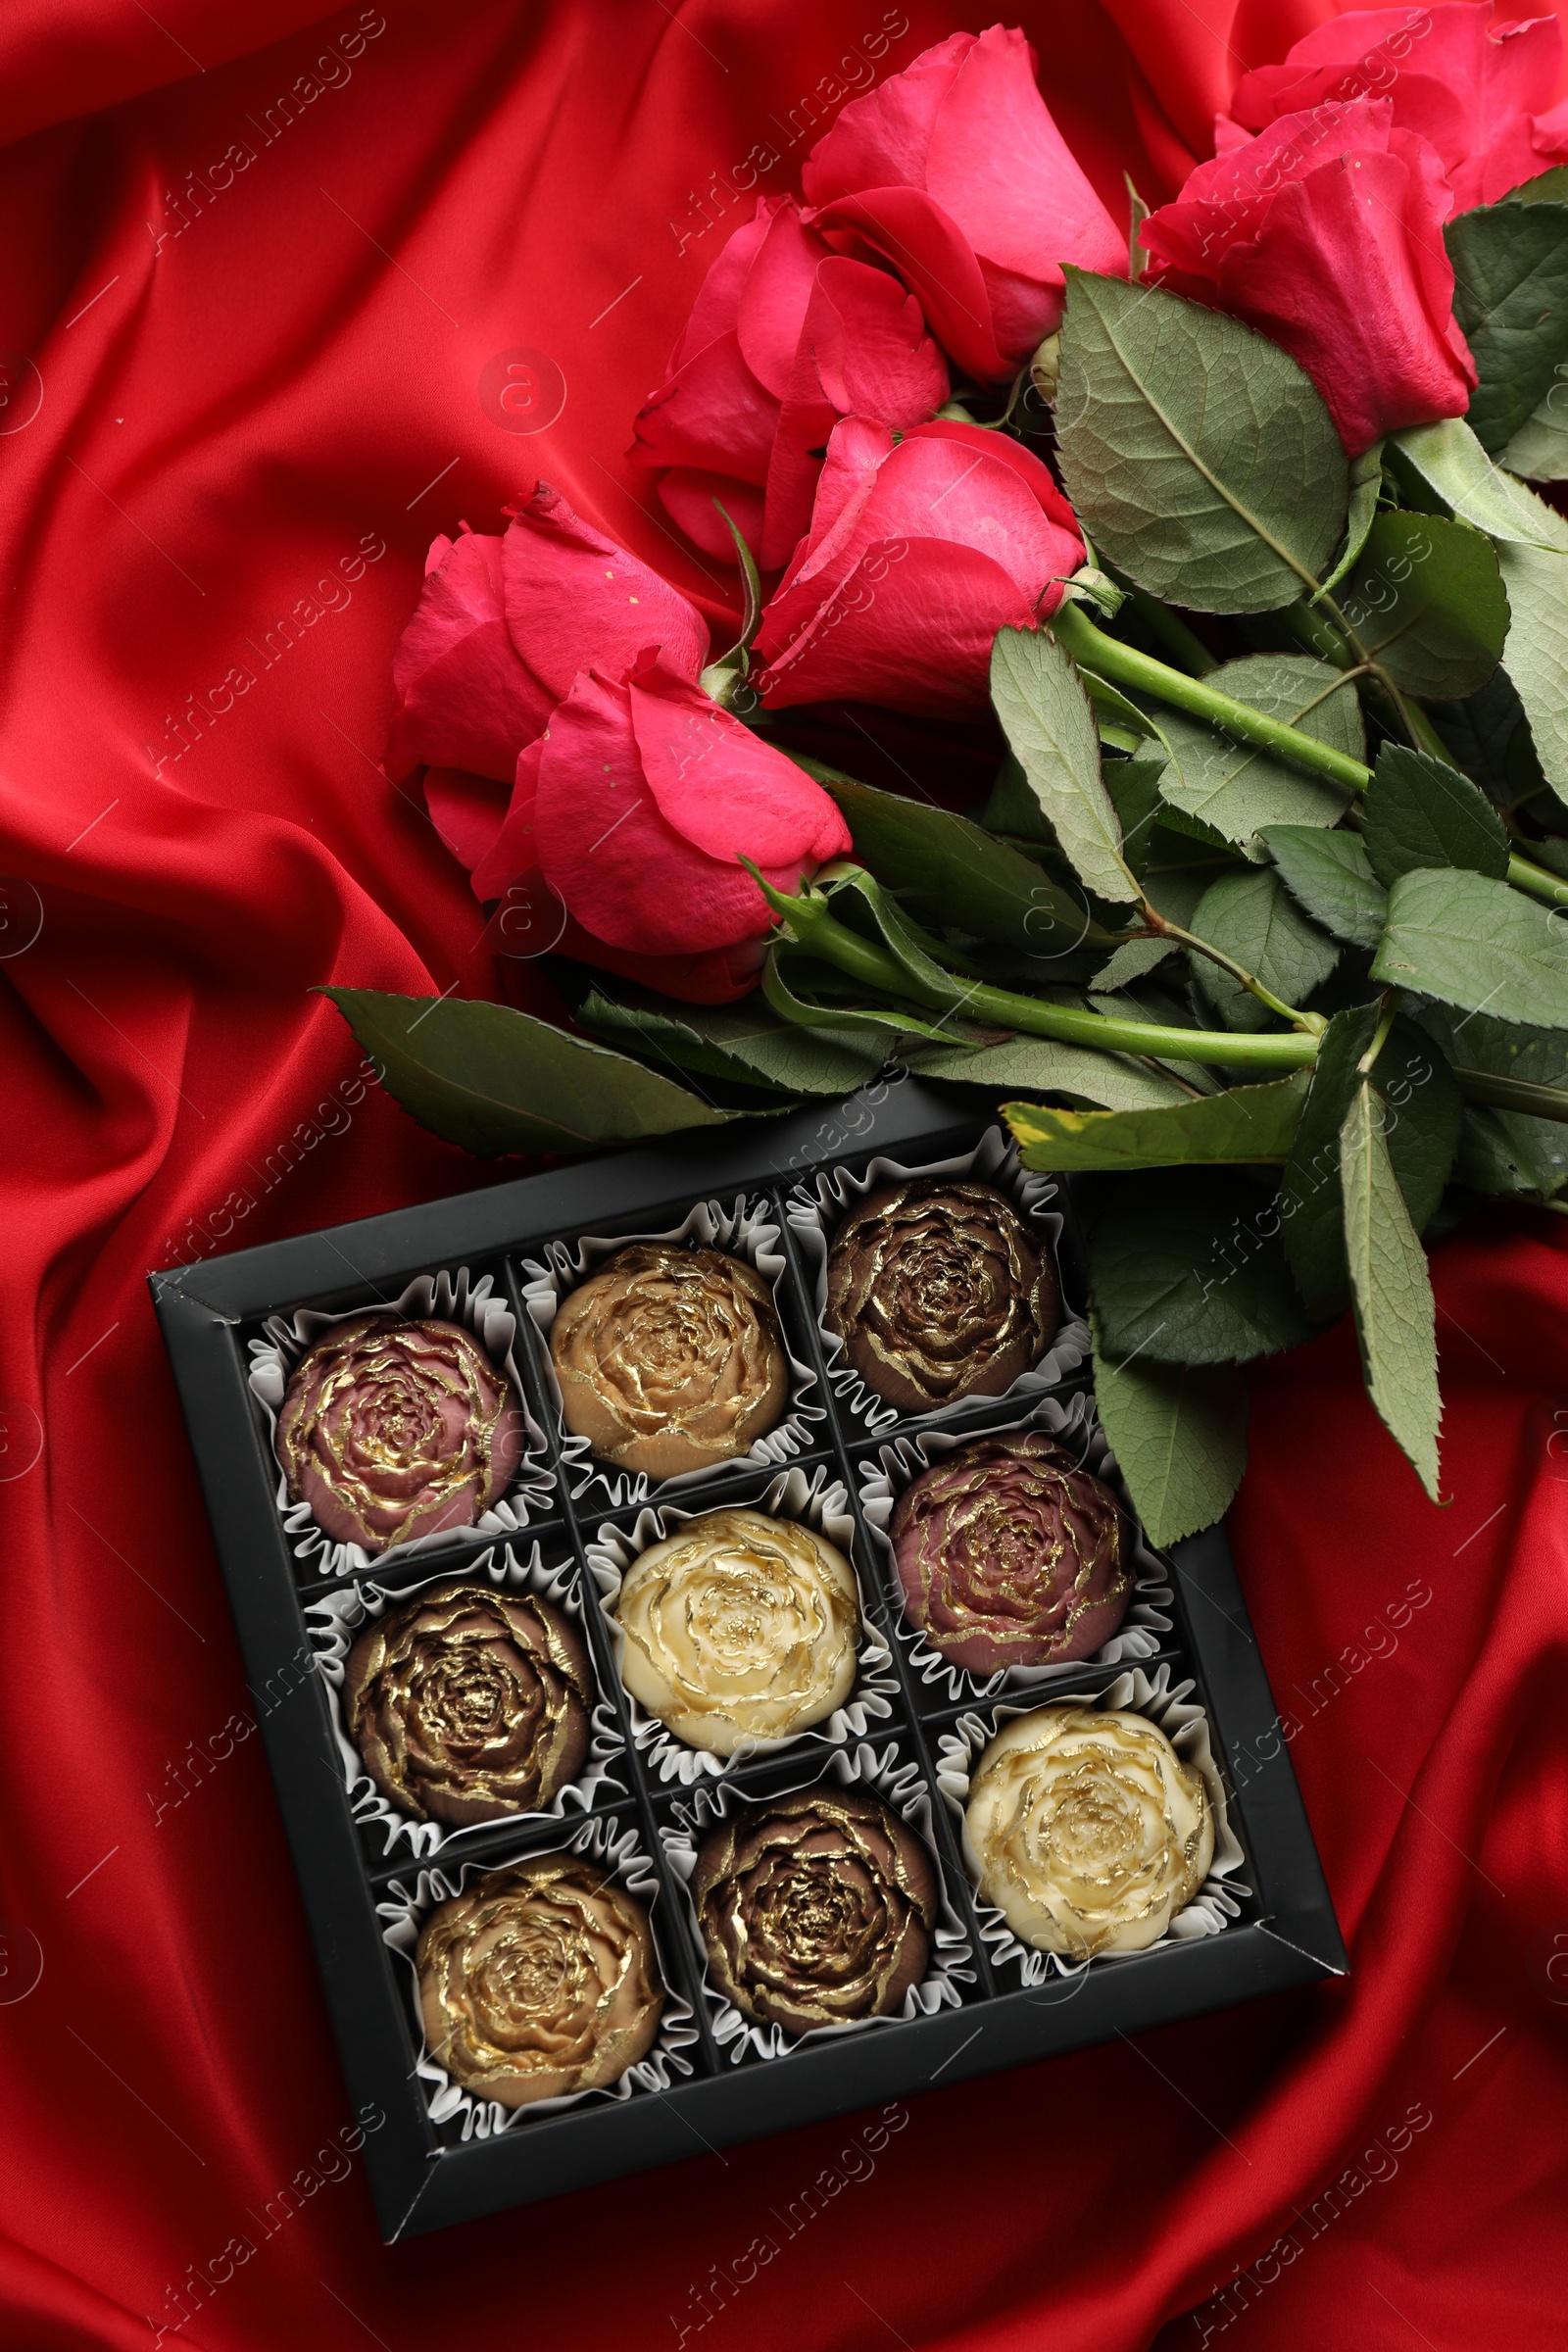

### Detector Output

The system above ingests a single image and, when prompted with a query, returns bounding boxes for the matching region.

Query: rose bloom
[823,1179,1059,1414]
[1140,98,1477,460]
[966,1704,1214,1957]
[416,1854,663,2107]
[891,1433,1130,1674]
[802,24,1126,385]
[344,1582,594,1825]
[692,1787,938,2034]
[630,195,948,570]
[1226,3,1568,211]
[753,417,1085,715]
[550,1243,789,1480]
[275,1315,527,1555]
[612,1507,860,1755]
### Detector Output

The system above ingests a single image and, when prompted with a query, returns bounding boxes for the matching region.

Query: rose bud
[891,1433,1130,1674]
[550,1243,789,1480]
[1140,100,1476,461]
[467,646,851,1005]
[966,1703,1214,1957]
[824,1180,1060,1416]
[630,195,948,570]
[343,1582,594,1826]
[416,1853,663,2107]
[384,480,710,786]
[275,1315,527,1556]
[612,1507,859,1755]
[692,1787,938,2034]
[753,417,1084,716]
[1226,5,1568,212]
[802,24,1125,384]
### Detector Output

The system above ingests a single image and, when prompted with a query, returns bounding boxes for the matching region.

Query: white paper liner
[786,1123,1089,1438]
[935,1665,1249,1988]
[247,1266,555,1583]
[584,1462,899,1787]
[858,1389,1173,1707]
[378,1811,698,2141]
[518,1192,825,1511]
[304,1540,626,1862]
[660,1737,974,2064]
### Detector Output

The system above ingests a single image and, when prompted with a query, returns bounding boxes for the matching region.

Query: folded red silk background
[1,2,1565,2345]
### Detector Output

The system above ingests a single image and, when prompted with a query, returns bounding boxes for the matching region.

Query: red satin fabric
[2,4,1566,2346]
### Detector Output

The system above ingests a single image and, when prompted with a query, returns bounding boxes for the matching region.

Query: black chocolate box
[151,1081,1346,2241]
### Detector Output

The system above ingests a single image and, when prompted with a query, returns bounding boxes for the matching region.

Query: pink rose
[384,483,710,781]
[802,24,1125,385]
[753,416,1085,716]
[630,196,949,571]
[467,649,852,1004]
[1140,100,1477,460]
[1226,3,1568,212]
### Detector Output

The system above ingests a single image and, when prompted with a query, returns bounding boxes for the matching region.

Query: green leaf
[1152,655,1359,856]
[910,1033,1190,1109]
[989,625,1137,905]
[1004,1072,1309,1170]
[1341,1079,1443,1499]
[762,946,965,1046]
[1415,1001,1568,1200]
[1091,1317,1249,1546]
[1497,382,1568,482]
[320,990,738,1155]
[1101,753,1168,883]
[576,990,881,1098]
[1429,666,1544,808]
[792,755,1113,960]
[1389,418,1568,550]
[1497,539,1568,803]
[1334,512,1508,699]
[1372,864,1568,1025]
[1189,868,1341,1032]
[1320,440,1385,594]
[1282,1007,1462,1319]
[1054,269,1347,612]
[1091,936,1178,990]
[1362,743,1511,887]
[1261,825,1389,951]
[1446,197,1568,455]
[1090,1169,1317,1364]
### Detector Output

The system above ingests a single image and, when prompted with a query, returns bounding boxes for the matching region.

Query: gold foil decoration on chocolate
[343,1581,593,1826]
[823,1180,1059,1415]
[550,1242,789,1480]
[275,1313,524,1554]
[612,1507,859,1755]
[416,1853,663,2109]
[965,1703,1213,1957]
[692,1787,938,2035]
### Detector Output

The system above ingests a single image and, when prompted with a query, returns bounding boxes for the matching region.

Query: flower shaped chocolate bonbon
[966,1704,1213,1958]
[891,1433,1130,1674]
[276,1315,526,1554]
[823,1180,1058,1415]
[551,1242,789,1479]
[344,1582,594,1826]
[416,1854,664,2108]
[692,1787,937,2034]
[613,1507,859,1755]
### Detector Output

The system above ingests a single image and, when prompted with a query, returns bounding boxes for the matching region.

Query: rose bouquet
[331,8,1568,1543]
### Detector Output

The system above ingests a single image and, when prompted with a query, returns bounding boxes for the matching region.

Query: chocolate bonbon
[823,1180,1058,1414]
[276,1315,524,1554]
[891,1433,1130,1672]
[344,1582,593,1826]
[692,1787,937,2034]
[966,1703,1213,1957]
[551,1242,788,1479]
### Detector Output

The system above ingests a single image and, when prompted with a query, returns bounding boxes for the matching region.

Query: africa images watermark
[151,1055,382,1273]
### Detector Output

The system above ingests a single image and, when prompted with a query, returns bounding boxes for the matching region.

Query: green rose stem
[746,868,1320,1074]
[1050,601,1568,912]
